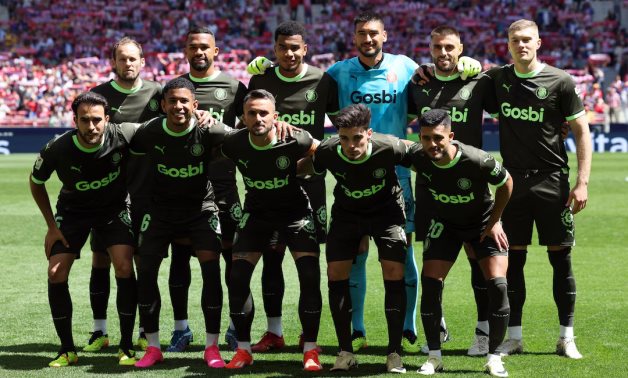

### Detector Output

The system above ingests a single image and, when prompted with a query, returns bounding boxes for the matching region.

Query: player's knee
[112,260,133,278]
[92,252,111,268]
[382,260,404,281]
[420,275,443,304]
[229,259,255,303]
[487,276,509,315]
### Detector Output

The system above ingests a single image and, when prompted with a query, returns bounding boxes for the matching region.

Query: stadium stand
[0,0,626,127]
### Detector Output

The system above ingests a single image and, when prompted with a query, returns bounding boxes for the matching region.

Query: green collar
[248,132,277,150]
[336,141,372,164]
[431,146,462,169]
[514,63,545,78]
[72,134,103,153]
[275,64,308,82]
[162,118,195,137]
[111,79,142,94]
[435,71,460,81]
[188,71,221,82]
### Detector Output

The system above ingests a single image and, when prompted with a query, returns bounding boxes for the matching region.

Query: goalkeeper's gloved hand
[457,56,482,80]
[247,56,273,75]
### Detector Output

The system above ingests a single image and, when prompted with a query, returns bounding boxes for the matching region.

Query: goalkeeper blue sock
[349,252,368,335]
[403,244,418,334]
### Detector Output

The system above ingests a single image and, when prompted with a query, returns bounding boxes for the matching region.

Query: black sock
[200,259,222,334]
[506,250,527,327]
[328,279,352,352]
[222,247,233,287]
[89,267,110,321]
[137,254,162,333]
[115,276,137,350]
[169,243,192,321]
[487,277,509,354]
[49,281,75,352]
[548,248,576,327]
[261,250,285,318]
[295,256,322,342]
[384,279,406,355]
[420,275,443,351]
[229,259,256,342]
[469,258,489,323]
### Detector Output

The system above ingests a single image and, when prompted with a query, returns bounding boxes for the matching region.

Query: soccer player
[222,89,323,371]
[407,109,512,377]
[131,78,232,368]
[165,26,247,353]
[30,92,138,367]
[246,20,339,352]
[489,19,592,359]
[303,103,410,373]
[86,37,162,353]
[408,26,497,356]
[324,10,420,353]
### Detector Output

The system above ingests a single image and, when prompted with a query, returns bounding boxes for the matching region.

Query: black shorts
[90,197,147,254]
[51,208,134,259]
[299,176,327,244]
[502,169,575,246]
[326,205,407,263]
[137,208,222,258]
[232,212,320,254]
[422,218,507,262]
[215,189,242,243]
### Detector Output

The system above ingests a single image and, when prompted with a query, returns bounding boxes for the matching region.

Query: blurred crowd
[0,0,626,127]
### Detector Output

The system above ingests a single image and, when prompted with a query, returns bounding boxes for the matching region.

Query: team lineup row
[29,10,592,377]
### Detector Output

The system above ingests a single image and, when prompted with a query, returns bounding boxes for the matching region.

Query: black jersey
[408,72,496,148]
[179,72,247,192]
[91,79,162,123]
[248,64,340,140]
[31,124,137,214]
[91,79,163,201]
[129,117,232,218]
[487,64,585,171]
[405,142,509,229]
[312,132,407,215]
[221,128,314,220]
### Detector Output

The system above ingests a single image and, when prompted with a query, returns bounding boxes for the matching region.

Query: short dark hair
[163,77,196,98]
[111,37,143,61]
[274,21,306,41]
[419,109,451,129]
[186,26,215,39]
[72,92,109,116]
[430,25,460,40]
[353,10,384,28]
[243,89,276,106]
[334,104,371,130]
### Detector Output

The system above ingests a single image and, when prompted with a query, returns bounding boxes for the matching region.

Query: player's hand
[560,123,570,140]
[45,226,69,259]
[457,56,482,80]
[247,57,273,75]
[195,110,217,128]
[273,120,298,140]
[481,221,509,252]
[412,64,435,85]
[566,183,588,214]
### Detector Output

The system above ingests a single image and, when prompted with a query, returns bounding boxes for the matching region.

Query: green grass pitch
[0,152,626,377]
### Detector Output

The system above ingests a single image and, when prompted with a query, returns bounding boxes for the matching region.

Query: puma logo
[154,145,165,155]
[421,172,432,182]
[111,106,123,113]
[238,159,249,168]
[70,165,81,173]
[334,171,347,180]
[502,84,512,93]
[422,88,432,96]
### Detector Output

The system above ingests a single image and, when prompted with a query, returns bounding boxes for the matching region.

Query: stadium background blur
[0,0,626,129]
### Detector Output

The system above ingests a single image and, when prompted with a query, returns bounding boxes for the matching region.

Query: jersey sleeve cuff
[490,113,499,118]
[565,110,586,121]
[129,149,145,155]
[326,111,339,116]
[494,171,509,188]
[30,175,46,185]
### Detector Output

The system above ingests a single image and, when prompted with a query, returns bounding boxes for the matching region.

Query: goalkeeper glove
[247,56,273,75]
[457,56,482,80]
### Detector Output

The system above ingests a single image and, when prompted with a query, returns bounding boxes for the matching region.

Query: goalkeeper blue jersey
[327,53,417,178]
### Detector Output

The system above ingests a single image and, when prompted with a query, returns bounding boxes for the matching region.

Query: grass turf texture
[0,152,626,377]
